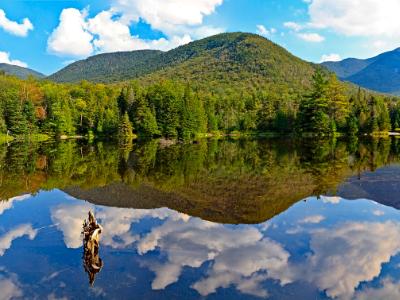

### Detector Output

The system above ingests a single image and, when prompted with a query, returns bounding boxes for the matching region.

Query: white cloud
[0,51,28,68]
[0,9,33,37]
[0,270,23,300]
[48,0,224,57]
[256,25,276,37]
[283,21,303,32]
[297,32,325,42]
[321,196,341,204]
[111,0,223,36]
[355,277,400,300]
[51,201,93,249]
[0,194,31,215]
[47,8,94,57]
[299,215,325,224]
[320,53,341,62]
[88,11,192,53]
[136,212,291,296]
[308,0,400,37]
[373,210,385,217]
[0,224,37,256]
[290,221,400,299]
[307,0,400,53]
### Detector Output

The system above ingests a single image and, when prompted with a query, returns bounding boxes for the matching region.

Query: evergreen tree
[297,69,332,135]
[5,99,28,135]
[118,112,134,138]
[327,74,349,129]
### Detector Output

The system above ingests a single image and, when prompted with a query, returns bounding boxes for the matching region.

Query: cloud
[297,32,325,42]
[0,224,37,256]
[136,213,291,296]
[283,21,303,32]
[306,0,400,53]
[290,221,400,299]
[0,52,28,68]
[299,215,325,224]
[308,0,400,37]
[51,201,93,249]
[321,196,341,204]
[48,0,224,57]
[355,277,400,300]
[0,194,31,215]
[373,210,385,217]
[87,11,192,53]
[320,53,341,62]
[0,9,33,37]
[0,269,23,300]
[256,25,276,37]
[111,0,224,36]
[47,8,94,57]
[51,200,189,250]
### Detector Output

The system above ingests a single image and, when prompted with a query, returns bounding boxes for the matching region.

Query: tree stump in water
[82,211,103,286]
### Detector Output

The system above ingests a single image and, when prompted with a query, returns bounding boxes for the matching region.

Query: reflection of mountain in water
[1,137,400,224]
[338,165,400,208]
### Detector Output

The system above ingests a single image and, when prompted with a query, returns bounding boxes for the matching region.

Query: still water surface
[1,138,400,299]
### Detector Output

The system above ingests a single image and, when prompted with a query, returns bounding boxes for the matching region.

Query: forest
[0,68,400,142]
[0,137,398,223]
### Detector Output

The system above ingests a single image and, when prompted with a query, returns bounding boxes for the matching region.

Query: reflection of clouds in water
[0,194,31,216]
[354,277,400,300]
[290,221,400,300]
[0,224,37,256]
[299,215,325,224]
[0,268,23,300]
[192,240,291,297]
[97,207,188,249]
[51,202,93,249]
[51,200,189,249]
[321,196,341,204]
[138,217,291,296]
[51,197,400,299]
[373,210,385,216]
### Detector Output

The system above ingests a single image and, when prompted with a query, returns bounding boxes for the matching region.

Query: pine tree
[130,93,159,137]
[118,112,134,138]
[297,69,332,135]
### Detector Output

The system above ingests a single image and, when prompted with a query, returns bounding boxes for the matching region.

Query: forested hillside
[0,32,399,142]
[0,63,45,79]
[49,33,317,92]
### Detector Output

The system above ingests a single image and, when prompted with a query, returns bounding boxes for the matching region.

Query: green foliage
[297,69,332,135]
[118,112,134,138]
[0,63,45,79]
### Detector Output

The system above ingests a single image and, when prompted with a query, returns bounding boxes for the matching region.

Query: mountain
[322,48,400,95]
[49,32,318,92]
[0,63,45,79]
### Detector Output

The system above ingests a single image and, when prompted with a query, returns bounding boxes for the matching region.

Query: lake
[1,137,400,299]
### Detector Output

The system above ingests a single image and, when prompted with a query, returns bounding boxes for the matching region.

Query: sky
[1,0,400,75]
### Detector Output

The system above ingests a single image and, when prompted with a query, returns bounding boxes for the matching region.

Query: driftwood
[82,211,103,286]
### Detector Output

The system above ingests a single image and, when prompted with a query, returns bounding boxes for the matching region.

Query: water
[1,137,400,299]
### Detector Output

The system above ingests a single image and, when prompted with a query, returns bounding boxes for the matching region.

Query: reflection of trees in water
[0,137,400,220]
[82,211,103,286]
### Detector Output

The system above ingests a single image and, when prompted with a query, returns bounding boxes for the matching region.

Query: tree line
[0,70,399,141]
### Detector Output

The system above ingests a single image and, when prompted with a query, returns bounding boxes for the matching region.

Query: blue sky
[1,0,399,75]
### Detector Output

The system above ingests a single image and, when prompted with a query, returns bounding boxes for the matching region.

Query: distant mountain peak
[322,48,400,95]
[0,63,45,79]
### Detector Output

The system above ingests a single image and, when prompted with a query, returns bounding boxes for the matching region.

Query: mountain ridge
[47,32,318,94]
[322,47,400,95]
[0,63,45,79]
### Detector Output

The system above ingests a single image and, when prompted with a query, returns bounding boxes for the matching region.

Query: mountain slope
[0,63,45,79]
[49,50,162,83]
[48,32,318,92]
[322,48,400,94]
